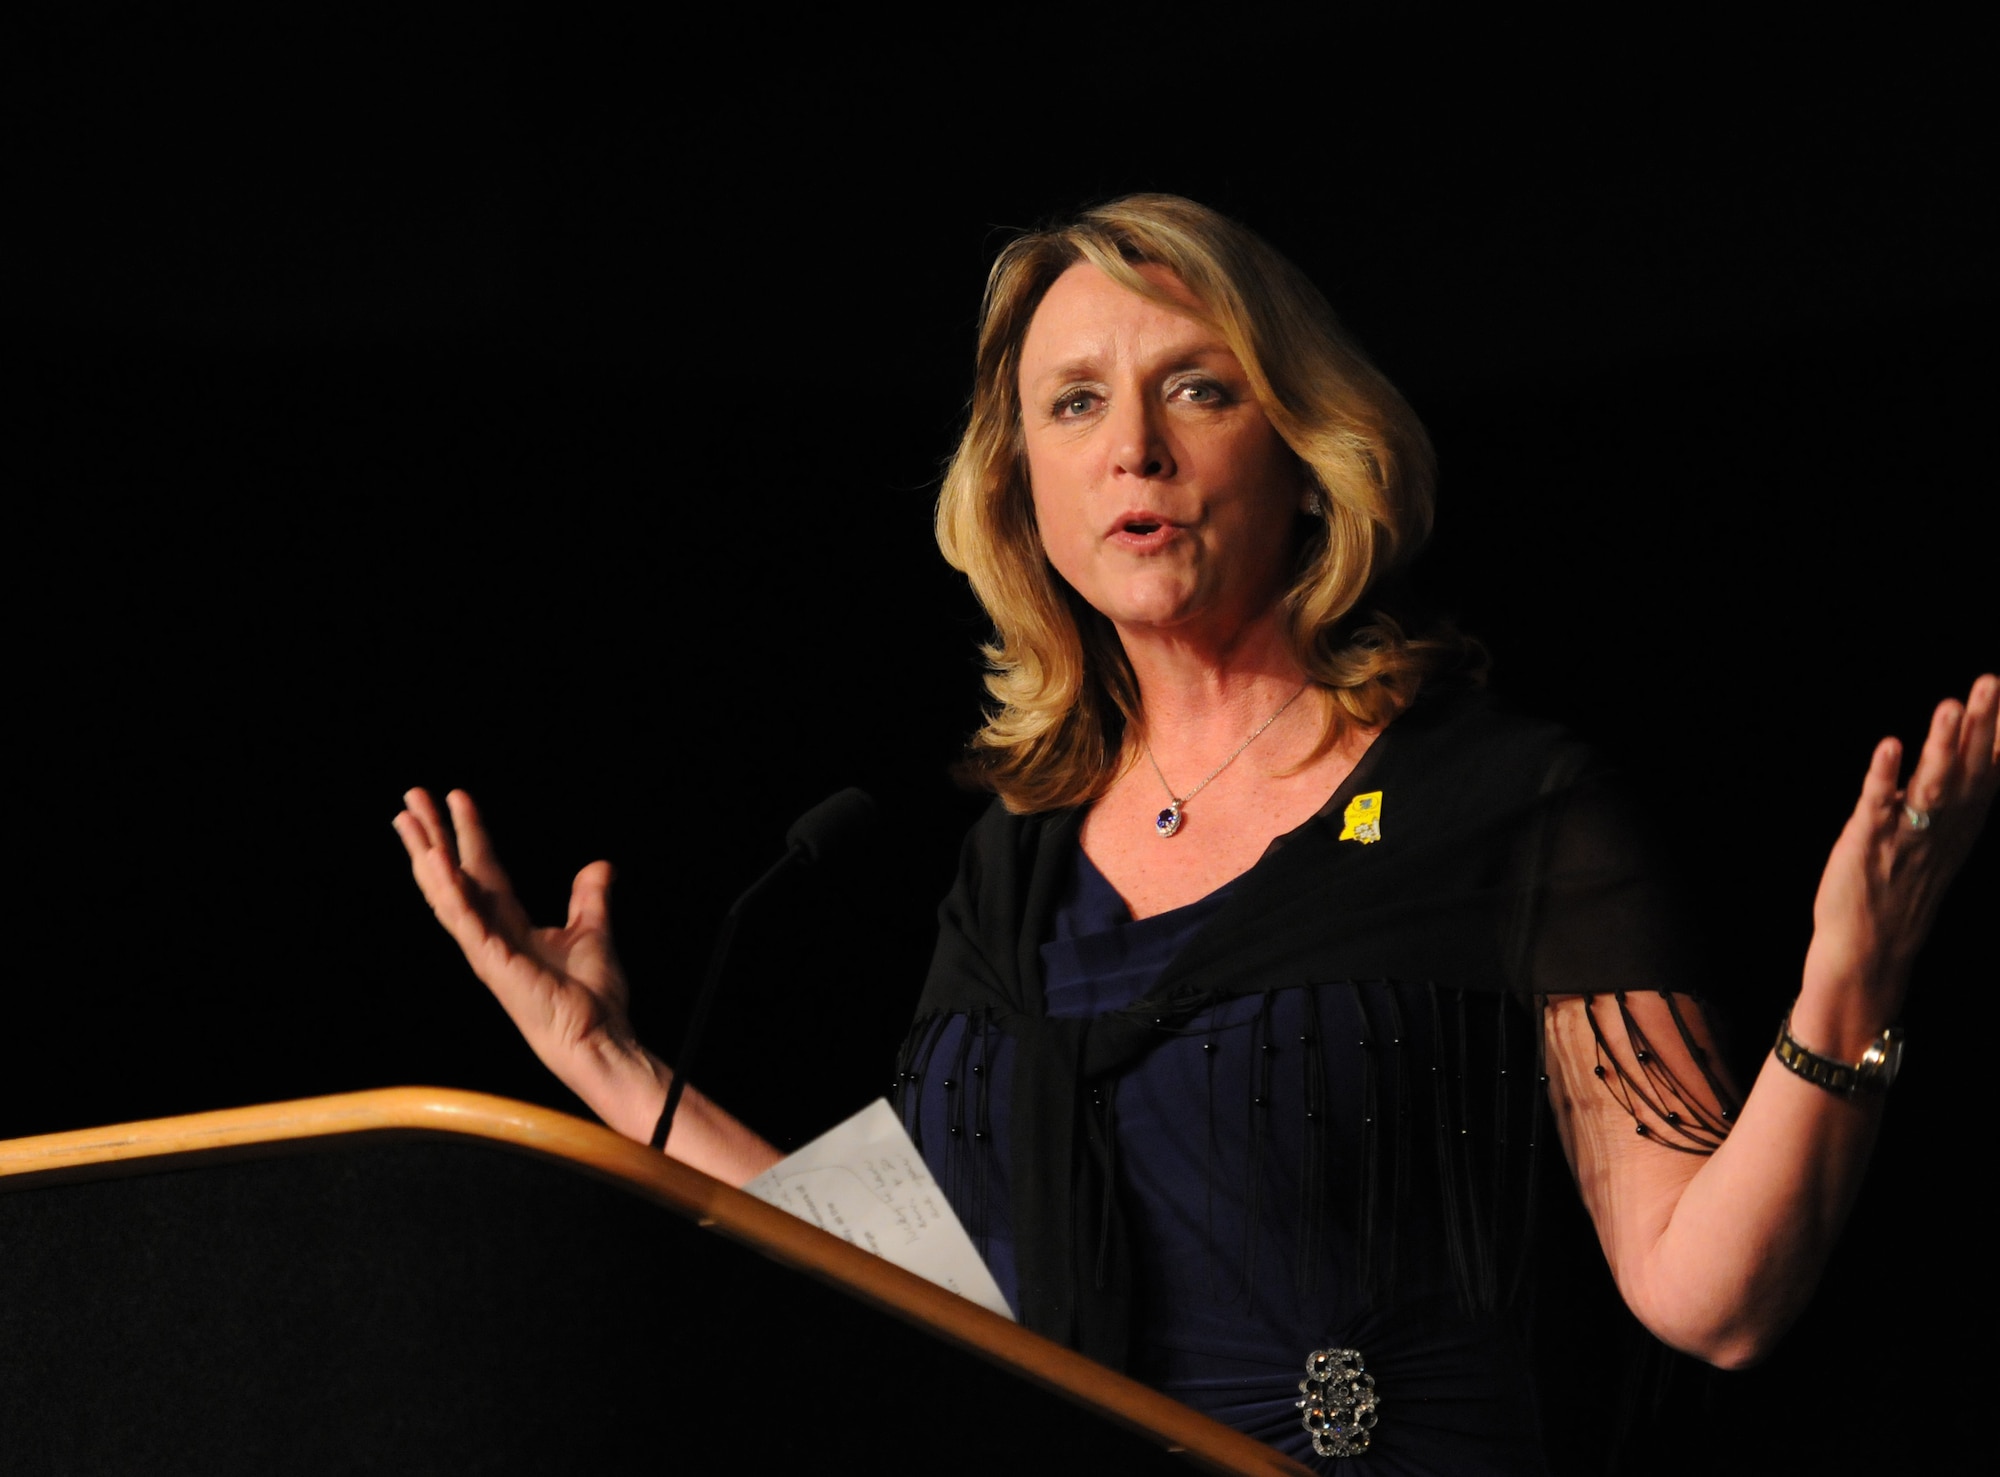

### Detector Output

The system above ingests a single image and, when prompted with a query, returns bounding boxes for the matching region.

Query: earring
[1302,488,1324,516]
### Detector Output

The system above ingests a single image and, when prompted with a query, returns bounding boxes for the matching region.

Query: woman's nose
[1109,395,1175,481]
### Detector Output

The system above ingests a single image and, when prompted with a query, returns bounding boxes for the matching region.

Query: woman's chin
[1099,592,1205,637]
[1086,556,1295,644]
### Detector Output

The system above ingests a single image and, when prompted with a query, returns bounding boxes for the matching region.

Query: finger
[1958,673,1998,779]
[401,822,487,936]
[391,809,435,863]
[1953,676,2000,835]
[444,789,542,939]
[394,797,480,934]
[1840,736,1895,826]
[447,790,512,890]
[1836,736,1902,850]
[1902,700,1963,816]
[401,787,456,862]
[1861,735,1902,810]
[568,860,617,933]
[407,830,541,993]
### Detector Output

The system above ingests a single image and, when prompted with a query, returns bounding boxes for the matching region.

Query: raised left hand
[1798,673,1998,1050]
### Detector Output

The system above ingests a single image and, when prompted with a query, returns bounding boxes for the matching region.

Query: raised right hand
[394,788,641,1091]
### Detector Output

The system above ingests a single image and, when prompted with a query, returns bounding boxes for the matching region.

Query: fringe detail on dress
[894,1011,951,1158]
[896,977,1733,1334]
[1094,1075,1119,1292]
[1427,982,1476,1316]
[1478,989,1505,1310]
[894,1010,1000,1257]
[1242,990,1279,1303]
[1664,993,1740,1129]
[1511,1000,1550,1308]
[1204,1018,1222,1300]
[1297,987,1329,1297]
[1582,993,1733,1154]
[965,1010,995,1256]
[1352,986,1385,1308]
[1383,983,1410,1303]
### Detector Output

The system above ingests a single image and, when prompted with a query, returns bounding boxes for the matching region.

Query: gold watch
[1773,1013,1905,1095]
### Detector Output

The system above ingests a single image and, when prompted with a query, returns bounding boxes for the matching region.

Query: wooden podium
[0,1089,1309,1474]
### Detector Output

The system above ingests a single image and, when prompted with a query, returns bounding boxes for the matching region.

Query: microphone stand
[649,845,804,1153]
[649,788,876,1154]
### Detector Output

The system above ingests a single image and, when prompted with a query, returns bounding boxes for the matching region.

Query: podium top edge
[0,1087,1312,1477]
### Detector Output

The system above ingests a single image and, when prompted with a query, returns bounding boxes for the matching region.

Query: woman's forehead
[1020,261,1232,382]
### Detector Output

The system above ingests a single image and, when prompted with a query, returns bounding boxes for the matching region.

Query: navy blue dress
[904,847,1549,1473]
[896,694,1728,1473]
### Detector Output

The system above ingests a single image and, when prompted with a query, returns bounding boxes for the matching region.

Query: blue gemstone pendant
[1155,802,1184,838]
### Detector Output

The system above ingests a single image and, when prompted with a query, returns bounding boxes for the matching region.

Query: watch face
[1879,1035,1905,1085]
[1860,1033,1904,1087]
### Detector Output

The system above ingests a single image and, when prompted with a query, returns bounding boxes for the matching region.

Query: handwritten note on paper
[742,1098,1015,1320]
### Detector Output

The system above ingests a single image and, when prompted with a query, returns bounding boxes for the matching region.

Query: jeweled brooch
[1296,1346,1379,1458]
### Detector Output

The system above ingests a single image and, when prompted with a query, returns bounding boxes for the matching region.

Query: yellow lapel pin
[1339,791,1384,844]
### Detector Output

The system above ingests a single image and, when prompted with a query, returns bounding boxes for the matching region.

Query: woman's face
[1018,261,1304,650]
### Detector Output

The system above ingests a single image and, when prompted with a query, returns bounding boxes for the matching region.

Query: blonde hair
[938,194,1471,813]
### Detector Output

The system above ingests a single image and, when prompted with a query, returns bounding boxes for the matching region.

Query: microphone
[650,788,878,1153]
[784,786,878,864]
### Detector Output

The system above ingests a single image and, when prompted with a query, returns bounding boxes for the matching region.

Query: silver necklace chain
[1145,682,1310,839]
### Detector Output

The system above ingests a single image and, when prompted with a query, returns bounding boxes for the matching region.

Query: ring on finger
[1903,804,1935,832]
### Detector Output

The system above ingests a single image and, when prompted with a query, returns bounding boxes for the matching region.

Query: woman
[395,195,1996,1472]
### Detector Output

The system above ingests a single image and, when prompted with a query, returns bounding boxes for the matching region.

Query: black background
[4,13,1993,1471]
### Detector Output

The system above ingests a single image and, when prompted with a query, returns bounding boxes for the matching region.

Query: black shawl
[908,691,1711,1368]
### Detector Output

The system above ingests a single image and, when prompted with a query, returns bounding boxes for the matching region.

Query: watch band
[1773,1013,1904,1095]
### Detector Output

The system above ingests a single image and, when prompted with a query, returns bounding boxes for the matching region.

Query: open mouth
[1124,520,1163,535]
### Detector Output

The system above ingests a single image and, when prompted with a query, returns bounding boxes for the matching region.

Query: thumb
[568,860,617,933]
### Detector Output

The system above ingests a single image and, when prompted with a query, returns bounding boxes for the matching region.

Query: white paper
[742,1098,1015,1320]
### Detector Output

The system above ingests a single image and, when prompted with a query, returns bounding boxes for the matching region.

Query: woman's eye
[1055,391,1100,418]
[1176,380,1226,405]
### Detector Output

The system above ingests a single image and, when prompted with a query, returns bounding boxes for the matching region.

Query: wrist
[1792,958,1906,1063]
[568,1032,671,1144]
[1773,1011,1905,1097]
